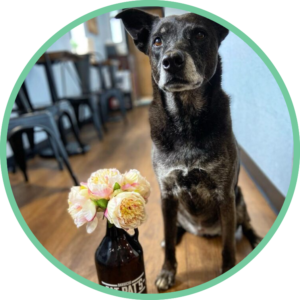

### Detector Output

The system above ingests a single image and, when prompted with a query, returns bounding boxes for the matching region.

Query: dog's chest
[157,163,222,236]
[158,163,219,212]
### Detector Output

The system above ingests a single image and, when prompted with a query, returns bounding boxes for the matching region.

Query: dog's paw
[155,269,175,291]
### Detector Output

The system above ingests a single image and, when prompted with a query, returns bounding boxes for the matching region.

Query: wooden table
[37,51,84,64]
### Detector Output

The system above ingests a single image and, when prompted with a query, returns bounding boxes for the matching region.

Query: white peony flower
[68,186,98,233]
[105,192,147,230]
[122,169,151,200]
[87,168,124,200]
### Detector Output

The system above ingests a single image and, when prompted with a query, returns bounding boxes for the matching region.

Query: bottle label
[101,272,146,293]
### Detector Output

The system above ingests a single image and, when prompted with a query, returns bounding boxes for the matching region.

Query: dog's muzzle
[162,50,185,73]
[158,51,203,92]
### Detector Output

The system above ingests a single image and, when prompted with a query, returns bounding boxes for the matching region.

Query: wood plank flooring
[8,106,277,294]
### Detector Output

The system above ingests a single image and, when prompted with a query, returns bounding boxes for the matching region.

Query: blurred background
[6,7,293,293]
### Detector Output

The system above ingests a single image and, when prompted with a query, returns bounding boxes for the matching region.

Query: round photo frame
[1,1,299,299]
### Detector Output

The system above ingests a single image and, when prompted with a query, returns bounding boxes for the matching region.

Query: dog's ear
[116,9,159,54]
[213,23,229,45]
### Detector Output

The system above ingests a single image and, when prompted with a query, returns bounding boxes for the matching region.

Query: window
[109,10,123,44]
[70,23,88,54]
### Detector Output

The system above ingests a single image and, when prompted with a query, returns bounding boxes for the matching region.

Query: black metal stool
[8,111,79,185]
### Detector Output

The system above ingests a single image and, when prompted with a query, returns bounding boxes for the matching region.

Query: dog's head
[116,9,228,92]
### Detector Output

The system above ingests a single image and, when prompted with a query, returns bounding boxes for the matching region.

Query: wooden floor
[9,106,276,294]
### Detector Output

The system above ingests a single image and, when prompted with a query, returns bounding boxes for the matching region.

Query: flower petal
[88,185,113,200]
[81,199,97,222]
[86,217,98,234]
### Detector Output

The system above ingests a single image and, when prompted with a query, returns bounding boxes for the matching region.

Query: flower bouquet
[67,168,150,293]
[68,168,150,232]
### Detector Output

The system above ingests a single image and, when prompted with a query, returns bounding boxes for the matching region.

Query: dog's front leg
[155,193,178,291]
[219,193,236,274]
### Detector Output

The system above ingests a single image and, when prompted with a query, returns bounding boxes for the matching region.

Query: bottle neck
[105,221,139,240]
[106,222,124,237]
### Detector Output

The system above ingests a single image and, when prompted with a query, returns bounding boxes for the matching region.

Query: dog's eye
[154,37,162,47]
[195,31,205,39]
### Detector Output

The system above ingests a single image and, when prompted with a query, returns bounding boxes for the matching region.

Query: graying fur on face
[158,53,203,92]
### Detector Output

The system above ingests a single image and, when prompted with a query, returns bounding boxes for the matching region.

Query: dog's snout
[162,51,185,72]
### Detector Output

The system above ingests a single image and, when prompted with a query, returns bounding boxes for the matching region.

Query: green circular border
[1,1,299,299]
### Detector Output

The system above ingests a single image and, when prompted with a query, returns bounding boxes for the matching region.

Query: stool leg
[9,132,28,182]
[11,159,16,173]
[97,96,108,132]
[99,93,109,124]
[72,102,82,128]
[43,114,79,185]
[47,134,64,170]
[26,128,35,155]
[57,116,68,146]
[56,140,79,185]
[47,132,78,185]
[63,111,86,153]
[88,96,103,140]
[115,89,127,122]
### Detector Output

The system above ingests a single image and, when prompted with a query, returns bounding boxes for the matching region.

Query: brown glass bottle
[95,223,147,293]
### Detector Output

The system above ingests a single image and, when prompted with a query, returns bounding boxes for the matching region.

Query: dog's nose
[162,51,185,72]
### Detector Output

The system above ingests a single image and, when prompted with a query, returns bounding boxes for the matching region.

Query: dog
[116,9,262,291]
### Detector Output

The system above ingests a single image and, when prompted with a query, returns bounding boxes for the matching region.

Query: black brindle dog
[117,9,262,291]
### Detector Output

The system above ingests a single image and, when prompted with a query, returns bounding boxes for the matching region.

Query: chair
[66,54,127,132]
[44,52,103,140]
[8,110,79,185]
[16,83,88,156]
[12,85,63,169]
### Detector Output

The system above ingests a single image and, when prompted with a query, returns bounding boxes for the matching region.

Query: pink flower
[122,169,151,200]
[87,168,123,200]
[68,186,98,233]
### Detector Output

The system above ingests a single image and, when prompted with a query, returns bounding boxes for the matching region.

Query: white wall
[220,32,293,196]
[164,7,293,196]
[164,8,188,16]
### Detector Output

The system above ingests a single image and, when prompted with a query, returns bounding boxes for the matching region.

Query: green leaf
[96,199,108,209]
[113,182,121,191]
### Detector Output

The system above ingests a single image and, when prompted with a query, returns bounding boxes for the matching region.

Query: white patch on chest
[153,145,205,179]
[178,209,222,236]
